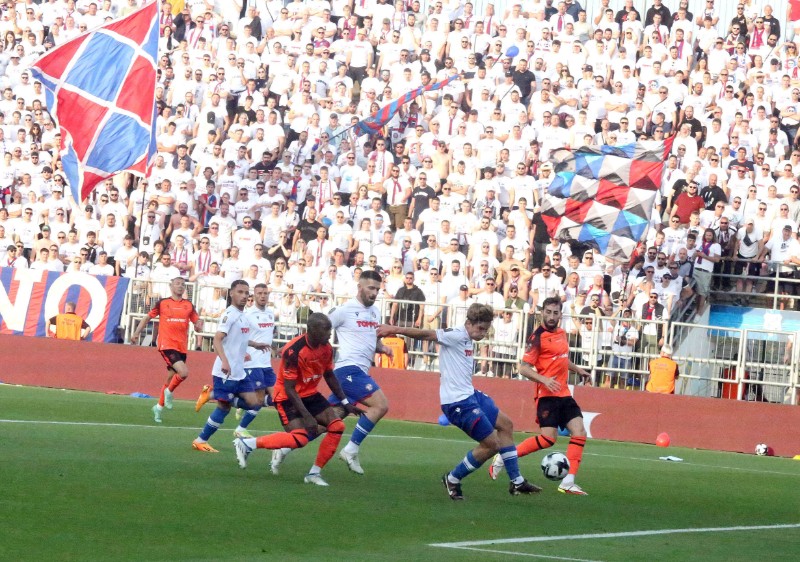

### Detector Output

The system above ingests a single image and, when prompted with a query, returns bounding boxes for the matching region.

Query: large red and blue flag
[355,74,460,137]
[30,2,159,203]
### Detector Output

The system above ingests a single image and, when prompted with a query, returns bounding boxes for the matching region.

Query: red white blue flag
[355,74,460,137]
[30,2,159,203]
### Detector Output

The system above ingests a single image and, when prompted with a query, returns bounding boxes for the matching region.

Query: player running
[234,313,358,486]
[270,270,392,476]
[489,296,592,495]
[191,280,265,452]
[232,283,276,438]
[131,277,202,423]
[377,303,541,500]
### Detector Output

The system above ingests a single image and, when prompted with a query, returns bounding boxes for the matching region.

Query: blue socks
[499,445,522,482]
[350,415,376,446]
[450,451,483,481]
[198,406,229,441]
[238,409,259,429]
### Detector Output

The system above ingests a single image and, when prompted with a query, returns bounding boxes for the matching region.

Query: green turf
[1,385,798,561]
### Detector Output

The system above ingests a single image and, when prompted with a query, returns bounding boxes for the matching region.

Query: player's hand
[244,353,251,361]
[221,360,231,375]
[580,371,593,386]
[542,377,561,392]
[343,403,365,417]
[376,324,395,338]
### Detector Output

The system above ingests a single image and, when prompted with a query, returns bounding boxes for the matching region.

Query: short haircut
[254,283,268,290]
[360,270,383,283]
[230,279,248,291]
[542,296,562,310]
[307,312,332,333]
[466,303,494,324]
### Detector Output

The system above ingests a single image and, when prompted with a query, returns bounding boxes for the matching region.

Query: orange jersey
[148,298,199,353]
[523,326,571,399]
[273,334,335,402]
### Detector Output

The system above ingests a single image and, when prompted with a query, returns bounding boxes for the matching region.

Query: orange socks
[256,429,309,450]
[167,374,184,392]
[566,436,586,475]
[517,434,556,458]
[315,419,345,469]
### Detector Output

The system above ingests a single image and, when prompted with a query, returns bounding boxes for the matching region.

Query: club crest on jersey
[472,408,480,415]
[366,383,373,391]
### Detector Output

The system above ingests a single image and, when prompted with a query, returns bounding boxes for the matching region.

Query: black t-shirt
[512,69,536,99]
[296,219,324,243]
[532,212,551,243]
[410,186,436,219]
[393,285,426,323]
[700,185,727,210]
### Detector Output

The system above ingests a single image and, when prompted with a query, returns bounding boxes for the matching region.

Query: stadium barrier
[3,333,799,457]
[117,279,799,403]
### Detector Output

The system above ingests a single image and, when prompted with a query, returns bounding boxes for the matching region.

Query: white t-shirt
[244,306,275,369]
[329,298,380,372]
[212,306,250,382]
[435,325,476,405]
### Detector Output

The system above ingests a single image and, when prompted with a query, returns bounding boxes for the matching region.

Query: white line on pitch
[432,546,600,561]
[428,523,800,549]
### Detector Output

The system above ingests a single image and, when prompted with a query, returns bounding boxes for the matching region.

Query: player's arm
[375,339,393,356]
[376,324,437,341]
[214,330,231,375]
[568,359,592,384]
[131,311,154,341]
[47,316,57,337]
[248,338,269,351]
[80,320,91,340]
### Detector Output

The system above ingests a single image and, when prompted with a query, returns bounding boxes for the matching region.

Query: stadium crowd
[1,0,800,380]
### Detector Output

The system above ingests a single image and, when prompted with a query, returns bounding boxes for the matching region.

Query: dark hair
[360,270,383,283]
[466,303,494,324]
[230,279,249,291]
[254,283,268,290]
[542,296,562,310]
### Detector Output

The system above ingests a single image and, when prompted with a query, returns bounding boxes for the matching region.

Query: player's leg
[304,398,346,486]
[486,393,542,495]
[162,359,189,410]
[235,369,270,438]
[193,378,236,452]
[489,397,558,479]
[333,366,388,474]
[440,394,499,500]
[235,394,319,468]
[558,405,588,495]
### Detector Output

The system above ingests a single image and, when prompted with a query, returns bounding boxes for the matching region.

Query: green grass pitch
[1,385,798,561]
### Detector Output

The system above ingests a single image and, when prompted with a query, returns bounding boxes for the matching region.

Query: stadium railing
[119,280,798,404]
[710,258,800,310]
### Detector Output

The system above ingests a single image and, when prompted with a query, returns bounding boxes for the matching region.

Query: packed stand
[1,0,800,382]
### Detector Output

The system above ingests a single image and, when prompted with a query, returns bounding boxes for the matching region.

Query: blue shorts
[329,365,381,405]
[441,391,499,442]
[213,376,256,403]
[244,367,276,390]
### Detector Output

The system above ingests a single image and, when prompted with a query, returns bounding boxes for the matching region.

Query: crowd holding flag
[29,2,160,203]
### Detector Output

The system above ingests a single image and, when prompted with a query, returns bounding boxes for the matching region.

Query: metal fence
[120,279,799,404]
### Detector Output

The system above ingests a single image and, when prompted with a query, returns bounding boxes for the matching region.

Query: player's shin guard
[346,414,376,448]
[238,408,260,429]
[315,418,345,469]
[498,445,522,482]
[450,450,483,482]
[566,436,586,475]
[198,407,229,441]
[158,384,168,407]
[167,374,185,392]
[255,429,309,450]
[517,434,556,458]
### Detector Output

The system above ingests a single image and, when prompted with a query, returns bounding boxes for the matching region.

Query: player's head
[541,297,562,330]
[307,312,332,346]
[64,301,76,313]
[253,283,268,307]
[357,270,382,307]
[169,277,186,298]
[229,279,250,309]
[464,303,493,341]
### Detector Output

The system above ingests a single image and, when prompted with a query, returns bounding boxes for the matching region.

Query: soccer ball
[755,443,769,456]
[541,452,570,481]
